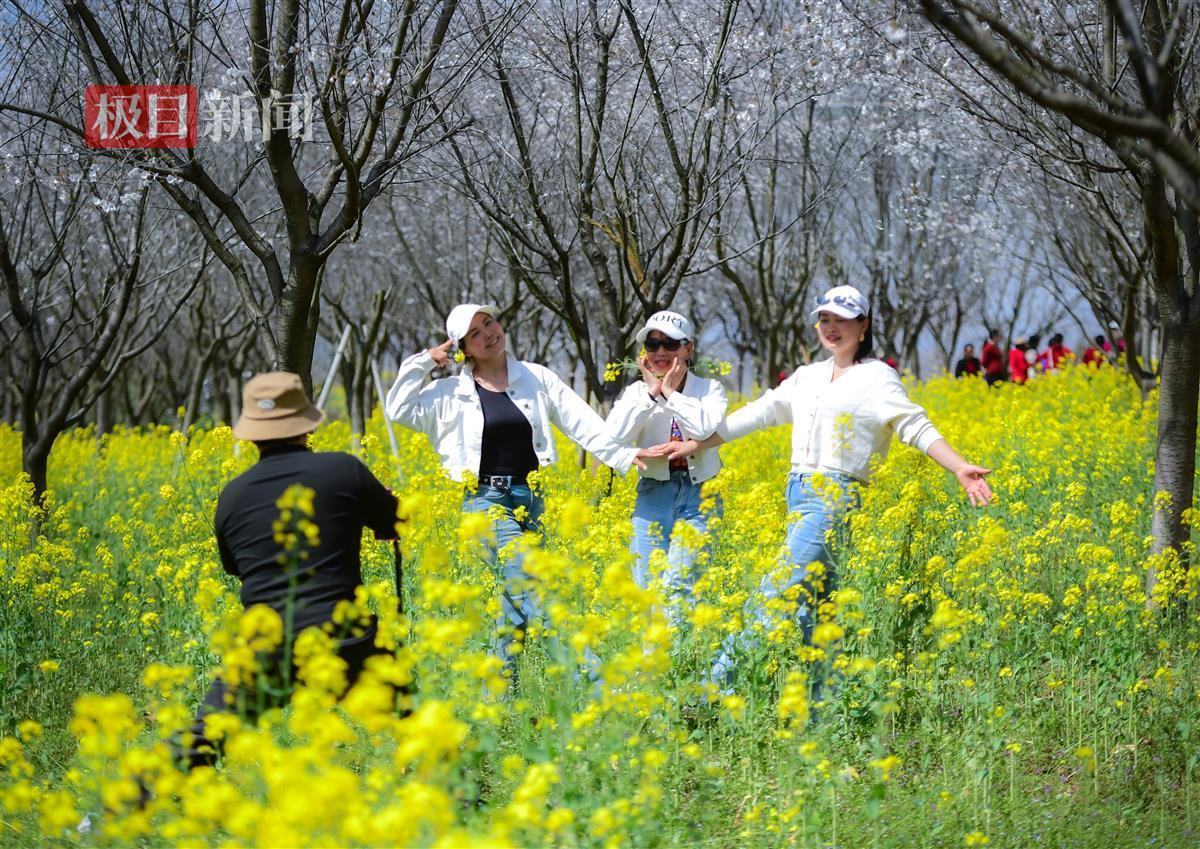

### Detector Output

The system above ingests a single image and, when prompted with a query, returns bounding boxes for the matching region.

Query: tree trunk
[95,388,112,438]
[181,354,212,434]
[344,354,367,436]
[214,379,233,426]
[23,432,49,505]
[212,346,233,425]
[228,368,243,424]
[275,262,323,392]
[1147,314,1200,603]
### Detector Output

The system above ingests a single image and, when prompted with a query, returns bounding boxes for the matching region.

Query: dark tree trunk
[227,368,242,424]
[355,364,373,435]
[213,379,233,426]
[339,353,367,436]
[1147,308,1200,601]
[95,388,112,437]
[23,432,49,505]
[1140,170,1200,602]
[275,262,323,392]
[181,354,212,434]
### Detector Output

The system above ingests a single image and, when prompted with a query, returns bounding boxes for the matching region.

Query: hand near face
[639,356,663,397]
[661,358,686,398]
[429,339,455,368]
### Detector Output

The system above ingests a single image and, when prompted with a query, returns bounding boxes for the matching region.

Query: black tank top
[476,382,539,482]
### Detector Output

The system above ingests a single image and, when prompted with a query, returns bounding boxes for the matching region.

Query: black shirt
[476,382,539,482]
[213,444,399,634]
[955,356,982,378]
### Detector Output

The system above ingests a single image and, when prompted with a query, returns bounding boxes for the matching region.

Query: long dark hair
[854,312,874,363]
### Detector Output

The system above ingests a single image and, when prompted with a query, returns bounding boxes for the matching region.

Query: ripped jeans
[630,470,722,628]
[709,471,860,694]
[463,483,599,685]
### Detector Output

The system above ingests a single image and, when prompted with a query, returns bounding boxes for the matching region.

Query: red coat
[981,341,1004,376]
[1047,344,1073,369]
[1009,348,1030,384]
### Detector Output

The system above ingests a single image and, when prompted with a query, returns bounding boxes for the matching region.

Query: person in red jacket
[1009,337,1030,384]
[981,328,1005,385]
[1045,333,1073,371]
[1082,335,1107,367]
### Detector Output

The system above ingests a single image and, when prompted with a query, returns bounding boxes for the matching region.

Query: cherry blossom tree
[901,0,1200,593]
[1,0,489,390]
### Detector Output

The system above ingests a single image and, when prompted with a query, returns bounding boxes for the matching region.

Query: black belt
[479,474,527,491]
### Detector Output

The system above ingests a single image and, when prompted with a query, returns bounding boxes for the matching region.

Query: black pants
[176,626,388,770]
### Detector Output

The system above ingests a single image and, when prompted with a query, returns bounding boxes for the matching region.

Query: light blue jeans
[463,483,544,678]
[631,470,722,627]
[709,471,860,692]
[463,483,598,685]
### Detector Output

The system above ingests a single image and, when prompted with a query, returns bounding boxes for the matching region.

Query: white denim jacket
[385,350,638,482]
[607,374,726,485]
[718,358,943,483]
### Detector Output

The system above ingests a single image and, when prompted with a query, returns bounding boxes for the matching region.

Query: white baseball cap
[636,310,693,344]
[445,303,500,344]
[811,285,870,319]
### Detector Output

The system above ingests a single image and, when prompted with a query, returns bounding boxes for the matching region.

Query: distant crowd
[953,322,1126,384]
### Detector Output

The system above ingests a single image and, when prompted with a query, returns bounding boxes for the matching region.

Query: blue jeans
[631,470,722,627]
[463,483,544,677]
[463,484,599,685]
[709,471,860,692]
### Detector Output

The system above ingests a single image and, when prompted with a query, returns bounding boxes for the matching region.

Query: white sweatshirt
[717,358,943,483]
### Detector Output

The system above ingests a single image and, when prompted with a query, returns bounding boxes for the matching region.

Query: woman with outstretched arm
[661,286,993,696]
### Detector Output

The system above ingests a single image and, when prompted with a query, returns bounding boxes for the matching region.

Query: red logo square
[85,85,197,149]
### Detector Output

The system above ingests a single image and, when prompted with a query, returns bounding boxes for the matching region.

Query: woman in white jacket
[607,311,727,624]
[665,286,993,693]
[385,303,650,680]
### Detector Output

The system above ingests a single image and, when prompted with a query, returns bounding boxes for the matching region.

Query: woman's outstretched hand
[660,439,701,463]
[956,464,994,507]
[633,444,672,470]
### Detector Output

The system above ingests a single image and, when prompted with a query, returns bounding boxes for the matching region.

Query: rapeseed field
[2,365,1197,847]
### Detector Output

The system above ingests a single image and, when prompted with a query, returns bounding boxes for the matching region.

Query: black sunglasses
[645,337,685,352]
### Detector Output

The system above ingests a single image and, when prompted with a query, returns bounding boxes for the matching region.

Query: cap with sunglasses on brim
[636,310,693,345]
[232,372,325,441]
[811,285,870,319]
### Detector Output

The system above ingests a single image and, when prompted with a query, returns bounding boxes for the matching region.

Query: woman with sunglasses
[385,303,653,684]
[662,286,993,695]
[608,311,727,625]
